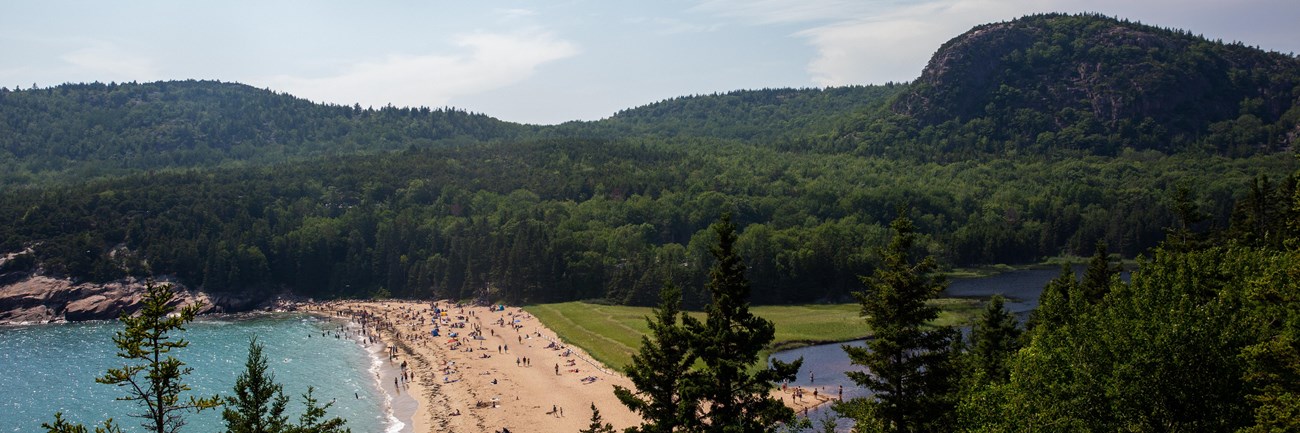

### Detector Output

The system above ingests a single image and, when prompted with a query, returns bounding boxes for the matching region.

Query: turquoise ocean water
[0,314,395,433]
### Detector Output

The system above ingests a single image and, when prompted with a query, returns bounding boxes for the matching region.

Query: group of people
[315,299,617,431]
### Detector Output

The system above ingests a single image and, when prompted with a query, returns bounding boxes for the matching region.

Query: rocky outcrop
[0,274,280,324]
[889,13,1300,154]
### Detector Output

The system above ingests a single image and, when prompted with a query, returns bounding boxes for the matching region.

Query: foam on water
[351,320,406,433]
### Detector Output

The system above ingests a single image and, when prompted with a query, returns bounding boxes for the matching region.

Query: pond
[769,266,1078,431]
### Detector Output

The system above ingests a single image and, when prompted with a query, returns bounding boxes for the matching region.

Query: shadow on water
[769,266,1090,431]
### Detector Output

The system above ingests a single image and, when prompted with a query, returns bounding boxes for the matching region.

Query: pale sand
[312,300,837,433]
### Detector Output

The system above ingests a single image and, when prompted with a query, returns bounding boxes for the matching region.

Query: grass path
[525,298,983,371]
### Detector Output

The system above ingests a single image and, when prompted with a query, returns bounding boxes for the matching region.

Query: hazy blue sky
[3,0,1298,124]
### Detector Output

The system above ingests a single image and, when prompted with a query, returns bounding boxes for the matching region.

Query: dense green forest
[0,139,1291,305]
[0,80,530,185]
[0,13,1297,306]
[940,163,1300,432]
[611,181,1300,432]
[548,85,906,143]
[847,13,1300,159]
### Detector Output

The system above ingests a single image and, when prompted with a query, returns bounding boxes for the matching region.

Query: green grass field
[524,298,983,371]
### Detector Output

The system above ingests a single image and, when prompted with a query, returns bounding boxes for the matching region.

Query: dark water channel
[770,266,1077,431]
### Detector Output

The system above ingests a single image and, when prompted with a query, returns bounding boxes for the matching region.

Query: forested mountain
[549,85,906,144]
[0,139,1290,305]
[0,13,1297,306]
[841,13,1300,158]
[0,80,529,185]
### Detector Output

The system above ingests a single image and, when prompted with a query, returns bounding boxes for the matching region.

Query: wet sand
[308,300,837,432]
[369,336,420,433]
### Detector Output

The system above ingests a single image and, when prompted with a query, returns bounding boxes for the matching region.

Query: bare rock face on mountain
[890,13,1300,155]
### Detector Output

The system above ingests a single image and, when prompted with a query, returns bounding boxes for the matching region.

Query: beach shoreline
[311,305,425,433]
[365,329,421,433]
[308,299,838,433]
[309,299,645,432]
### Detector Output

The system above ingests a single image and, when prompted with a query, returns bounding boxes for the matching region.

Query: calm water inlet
[772,266,1071,430]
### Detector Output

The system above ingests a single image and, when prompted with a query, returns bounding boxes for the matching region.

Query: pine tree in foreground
[579,403,617,433]
[42,414,122,433]
[1081,241,1118,303]
[680,214,801,432]
[99,282,220,433]
[615,284,696,432]
[224,338,350,433]
[839,211,959,433]
[43,282,347,433]
[970,295,1021,382]
[287,388,349,433]
[223,338,290,433]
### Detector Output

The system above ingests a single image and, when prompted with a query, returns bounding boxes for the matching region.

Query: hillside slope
[5,14,1299,185]
[845,13,1300,157]
[0,80,528,184]
[0,14,1297,307]
[553,85,904,143]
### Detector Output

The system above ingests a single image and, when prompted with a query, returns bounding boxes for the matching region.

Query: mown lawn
[524,298,983,371]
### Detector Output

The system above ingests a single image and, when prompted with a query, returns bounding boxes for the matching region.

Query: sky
[2,1,1298,125]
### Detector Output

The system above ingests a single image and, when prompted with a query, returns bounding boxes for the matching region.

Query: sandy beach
[308,300,836,433]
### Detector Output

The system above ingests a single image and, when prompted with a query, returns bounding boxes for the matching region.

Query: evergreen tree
[223,338,290,433]
[1025,265,1081,332]
[1081,241,1117,303]
[680,214,801,432]
[286,388,349,433]
[223,338,350,433]
[578,403,617,433]
[95,281,220,433]
[1229,175,1282,248]
[1239,331,1300,433]
[1165,185,1208,251]
[970,295,1021,381]
[615,284,697,432]
[42,414,122,433]
[993,246,1269,432]
[838,211,958,433]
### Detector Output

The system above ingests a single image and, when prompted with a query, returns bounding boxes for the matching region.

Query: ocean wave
[354,321,406,433]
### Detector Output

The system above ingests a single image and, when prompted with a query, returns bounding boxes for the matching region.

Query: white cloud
[495,7,536,18]
[796,0,1030,85]
[691,0,876,25]
[699,0,1300,86]
[259,29,579,108]
[59,41,160,82]
[691,0,1031,85]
